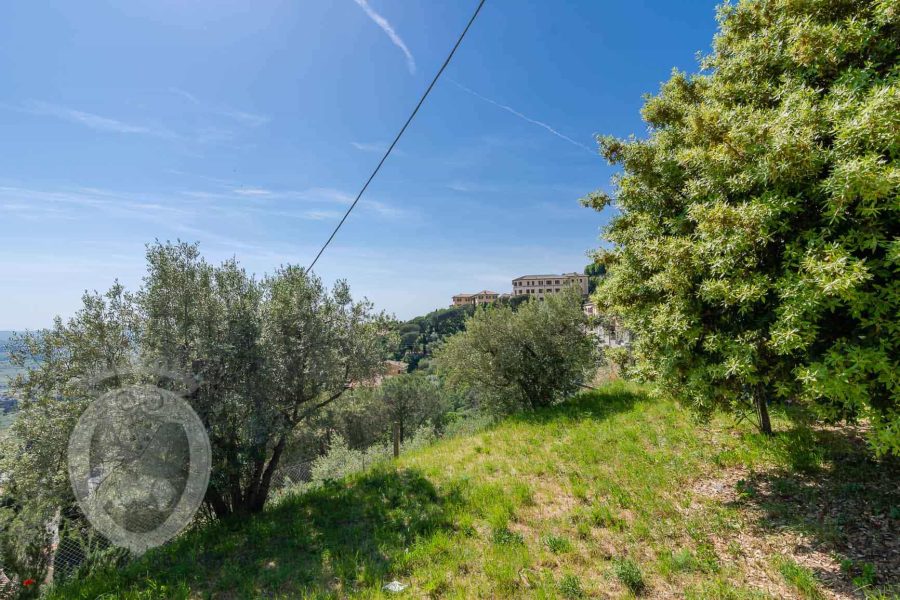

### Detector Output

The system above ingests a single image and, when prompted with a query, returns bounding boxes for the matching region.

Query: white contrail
[353,0,416,75]
[448,79,596,155]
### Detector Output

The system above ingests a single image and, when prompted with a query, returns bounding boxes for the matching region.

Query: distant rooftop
[512,272,583,281]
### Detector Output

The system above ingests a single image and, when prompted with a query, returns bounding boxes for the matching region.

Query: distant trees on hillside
[584,0,899,454]
[393,295,529,369]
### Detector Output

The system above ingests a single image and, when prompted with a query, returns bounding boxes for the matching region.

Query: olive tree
[437,288,595,413]
[139,243,386,515]
[379,372,447,443]
[0,285,139,589]
[0,241,387,574]
[584,0,899,452]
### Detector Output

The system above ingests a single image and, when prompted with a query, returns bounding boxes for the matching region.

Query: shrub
[543,534,572,554]
[584,0,900,453]
[437,287,596,413]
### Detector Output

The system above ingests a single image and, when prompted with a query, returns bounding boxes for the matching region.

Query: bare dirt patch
[689,425,900,599]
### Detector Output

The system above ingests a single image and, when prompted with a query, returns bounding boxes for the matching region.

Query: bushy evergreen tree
[585,0,899,453]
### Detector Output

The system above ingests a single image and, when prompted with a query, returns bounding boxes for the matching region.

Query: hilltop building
[452,290,500,307]
[512,272,588,300]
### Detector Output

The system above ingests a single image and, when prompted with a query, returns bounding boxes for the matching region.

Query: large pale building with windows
[512,272,588,300]
[452,290,500,307]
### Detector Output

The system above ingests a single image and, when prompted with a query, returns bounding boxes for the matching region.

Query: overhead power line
[306,0,487,273]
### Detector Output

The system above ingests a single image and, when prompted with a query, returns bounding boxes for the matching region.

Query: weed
[558,573,585,599]
[660,548,697,575]
[491,527,524,546]
[543,534,572,554]
[842,559,878,589]
[575,521,591,539]
[589,501,622,529]
[776,556,823,599]
[614,558,645,594]
[735,478,756,499]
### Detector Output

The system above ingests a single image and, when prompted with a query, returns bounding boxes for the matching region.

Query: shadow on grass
[51,386,644,599]
[510,383,644,426]
[731,420,900,595]
[52,466,462,599]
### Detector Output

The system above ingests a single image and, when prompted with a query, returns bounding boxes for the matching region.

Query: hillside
[52,383,898,599]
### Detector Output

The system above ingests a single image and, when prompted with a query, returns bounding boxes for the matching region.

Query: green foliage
[776,556,823,599]
[379,372,449,443]
[558,573,585,599]
[299,370,461,465]
[614,557,645,594]
[543,534,573,554]
[842,558,879,589]
[41,383,900,597]
[585,261,607,294]
[139,242,387,516]
[589,501,624,529]
[391,296,530,368]
[437,287,596,413]
[491,527,524,546]
[297,427,436,490]
[0,242,387,591]
[391,305,475,361]
[586,0,900,454]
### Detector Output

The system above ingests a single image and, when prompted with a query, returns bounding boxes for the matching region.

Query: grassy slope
[52,383,898,599]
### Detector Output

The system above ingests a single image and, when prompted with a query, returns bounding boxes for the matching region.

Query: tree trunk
[393,422,401,458]
[246,435,286,514]
[206,489,231,519]
[755,386,772,436]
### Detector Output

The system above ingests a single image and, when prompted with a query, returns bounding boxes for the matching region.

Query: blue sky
[0,0,720,329]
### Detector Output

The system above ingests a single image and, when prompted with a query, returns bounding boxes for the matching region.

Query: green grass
[775,556,823,599]
[48,381,900,598]
[613,558,645,595]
